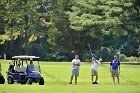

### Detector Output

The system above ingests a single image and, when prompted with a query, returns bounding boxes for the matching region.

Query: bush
[120,40,139,57]
[121,56,140,62]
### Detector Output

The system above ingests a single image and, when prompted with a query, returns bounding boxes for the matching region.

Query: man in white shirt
[70,55,81,85]
[14,61,21,72]
[91,57,102,84]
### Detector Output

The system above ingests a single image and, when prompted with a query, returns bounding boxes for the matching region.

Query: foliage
[122,56,140,62]
[0,0,140,61]
[120,40,139,57]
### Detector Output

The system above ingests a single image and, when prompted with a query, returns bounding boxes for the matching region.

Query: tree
[48,0,104,54]
[0,0,49,55]
[104,0,140,56]
[0,0,139,61]
[67,0,140,57]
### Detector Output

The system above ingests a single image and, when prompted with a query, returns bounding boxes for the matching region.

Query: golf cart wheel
[0,76,5,84]
[8,77,14,84]
[39,78,44,85]
[27,78,33,85]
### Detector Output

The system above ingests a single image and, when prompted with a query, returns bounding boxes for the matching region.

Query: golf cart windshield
[28,64,40,72]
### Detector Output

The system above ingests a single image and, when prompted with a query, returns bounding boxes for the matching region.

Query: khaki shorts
[72,69,79,76]
[91,69,98,76]
[111,69,119,77]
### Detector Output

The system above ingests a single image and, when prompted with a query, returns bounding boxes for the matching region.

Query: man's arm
[74,62,80,66]
[110,62,112,72]
[118,65,120,72]
[72,62,76,66]
[98,58,102,64]
[72,60,80,66]
[118,61,120,72]
[77,62,80,66]
[72,61,79,66]
[110,65,112,71]
[95,60,98,64]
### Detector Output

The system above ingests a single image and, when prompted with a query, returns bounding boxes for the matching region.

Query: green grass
[0,60,140,93]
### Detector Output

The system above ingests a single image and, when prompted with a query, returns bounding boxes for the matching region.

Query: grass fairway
[0,60,140,93]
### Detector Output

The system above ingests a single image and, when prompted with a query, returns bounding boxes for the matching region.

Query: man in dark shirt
[110,56,120,85]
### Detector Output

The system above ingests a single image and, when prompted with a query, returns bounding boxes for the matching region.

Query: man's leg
[116,71,120,84]
[117,76,120,84]
[70,69,75,84]
[94,76,98,84]
[70,76,74,84]
[91,69,95,84]
[91,75,94,83]
[112,76,115,85]
[75,76,77,84]
[95,71,98,84]
[75,69,79,84]
[111,70,116,85]
[95,76,98,83]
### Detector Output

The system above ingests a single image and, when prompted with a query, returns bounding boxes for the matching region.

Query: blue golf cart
[7,56,44,85]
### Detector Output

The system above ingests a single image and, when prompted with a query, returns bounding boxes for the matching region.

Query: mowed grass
[0,60,140,93]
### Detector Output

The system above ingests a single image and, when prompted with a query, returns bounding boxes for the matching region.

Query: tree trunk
[23,0,29,55]
[24,15,29,55]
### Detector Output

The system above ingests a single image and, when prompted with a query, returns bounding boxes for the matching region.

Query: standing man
[110,56,120,85]
[70,54,81,85]
[91,57,102,84]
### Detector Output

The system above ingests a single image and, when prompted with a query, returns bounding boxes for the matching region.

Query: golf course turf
[0,60,140,93]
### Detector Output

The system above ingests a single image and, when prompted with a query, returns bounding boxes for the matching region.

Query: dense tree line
[0,0,140,61]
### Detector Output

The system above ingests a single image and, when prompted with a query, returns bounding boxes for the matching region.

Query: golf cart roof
[12,56,39,60]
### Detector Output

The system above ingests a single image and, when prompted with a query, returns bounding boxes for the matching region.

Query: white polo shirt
[72,59,81,70]
[14,65,21,72]
[91,60,100,70]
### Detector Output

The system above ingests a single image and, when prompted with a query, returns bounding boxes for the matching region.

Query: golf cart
[0,63,5,84]
[7,56,44,85]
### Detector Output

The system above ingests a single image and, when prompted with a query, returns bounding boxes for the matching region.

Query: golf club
[87,43,93,56]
